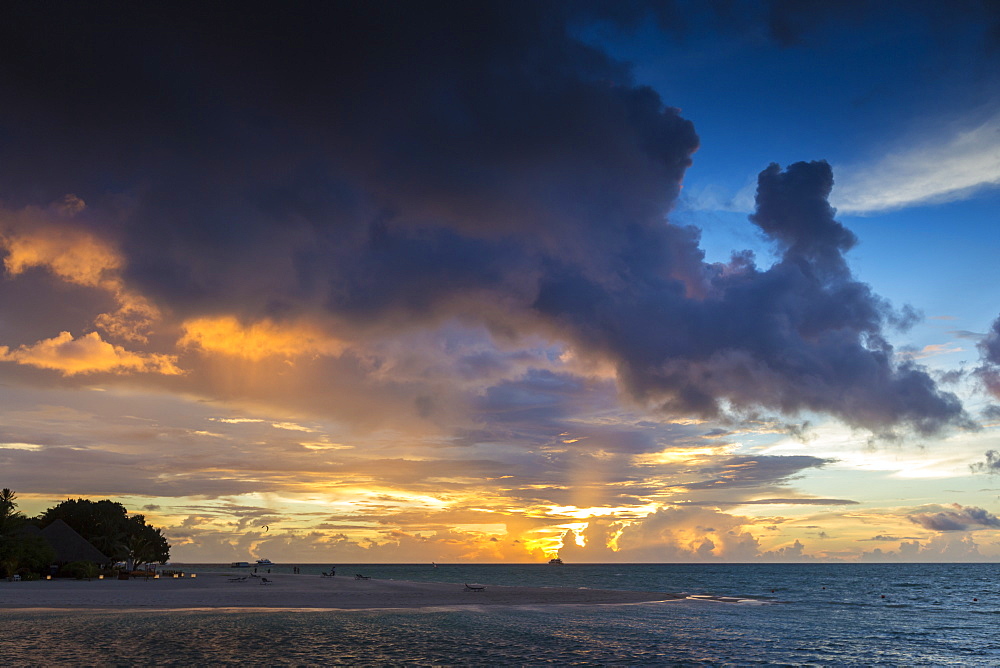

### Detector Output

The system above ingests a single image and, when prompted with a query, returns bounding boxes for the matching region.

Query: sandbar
[0,573,681,610]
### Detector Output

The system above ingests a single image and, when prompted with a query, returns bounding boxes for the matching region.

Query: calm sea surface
[3,563,998,665]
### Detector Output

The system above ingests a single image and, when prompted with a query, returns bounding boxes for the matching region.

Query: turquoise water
[3,563,999,665]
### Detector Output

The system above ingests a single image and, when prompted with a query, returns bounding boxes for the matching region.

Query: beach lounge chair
[260,577,273,585]
[464,583,486,592]
[228,576,248,582]
[354,574,370,580]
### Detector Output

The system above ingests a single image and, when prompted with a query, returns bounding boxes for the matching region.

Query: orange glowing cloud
[179,316,348,361]
[91,294,160,343]
[0,197,160,342]
[0,331,181,376]
[2,223,119,289]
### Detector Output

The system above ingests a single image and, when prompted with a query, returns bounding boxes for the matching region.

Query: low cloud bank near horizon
[909,504,1000,532]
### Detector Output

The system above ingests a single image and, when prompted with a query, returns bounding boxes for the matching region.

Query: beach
[0,572,678,610]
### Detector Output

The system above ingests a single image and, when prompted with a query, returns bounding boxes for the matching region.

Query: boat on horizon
[230,561,250,568]
[548,557,564,565]
[256,558,273,565]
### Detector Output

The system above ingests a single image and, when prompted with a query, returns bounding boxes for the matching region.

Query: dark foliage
[0,488,56,577]
[38,498,170,566]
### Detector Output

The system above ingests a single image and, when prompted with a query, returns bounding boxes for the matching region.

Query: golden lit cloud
[544,504,658,519]
[0,331,182,376]
[271,421,317,432]
[0,199,161,342]
[0,442,43,451]
[179,316,348,360]
[300,441,352,450]
[633,445,735,466]
[93,294,160,343]
[2,224,119,288]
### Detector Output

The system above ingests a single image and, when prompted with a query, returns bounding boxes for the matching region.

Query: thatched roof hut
[25,519,109,564]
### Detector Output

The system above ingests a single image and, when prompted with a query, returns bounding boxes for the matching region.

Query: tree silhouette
[39,498,170,566]
[0,488,20,534]
[0,488,54,578]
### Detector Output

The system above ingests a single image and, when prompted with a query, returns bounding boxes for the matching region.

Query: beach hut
[25,519,109,567]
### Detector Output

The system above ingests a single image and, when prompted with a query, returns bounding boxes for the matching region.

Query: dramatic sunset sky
[3,1,1000,563]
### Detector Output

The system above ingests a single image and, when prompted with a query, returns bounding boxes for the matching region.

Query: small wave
[685,594,773,605]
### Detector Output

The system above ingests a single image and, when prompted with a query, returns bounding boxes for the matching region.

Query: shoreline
[0,573,682,610]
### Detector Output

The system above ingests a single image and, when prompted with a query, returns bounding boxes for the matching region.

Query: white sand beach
[0,573,680,610]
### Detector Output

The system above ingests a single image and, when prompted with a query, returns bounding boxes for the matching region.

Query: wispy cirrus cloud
[685,111,1000,218]
[832,111,1000,215]
[679,498,858,507]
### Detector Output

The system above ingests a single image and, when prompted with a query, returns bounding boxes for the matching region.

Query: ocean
[3,562,998,665]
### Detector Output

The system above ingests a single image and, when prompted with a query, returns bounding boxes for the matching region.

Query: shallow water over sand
[3,563,999,665]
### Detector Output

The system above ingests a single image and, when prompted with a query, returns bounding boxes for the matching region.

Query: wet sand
[0,573,681,610]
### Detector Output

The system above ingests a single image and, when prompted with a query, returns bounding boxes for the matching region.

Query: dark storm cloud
[528,160,966,433]
[970,449,1000,474]
[750,162,857,270]
[975,316,1000,398]
[979,318,1000,363]
[910,504,1000,532]
[0,2,967,433]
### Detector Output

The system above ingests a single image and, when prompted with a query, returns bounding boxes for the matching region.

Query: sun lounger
[464,583,486,592]
[228,576,248,582]
[260,577,273,585]
[354,574,371,580]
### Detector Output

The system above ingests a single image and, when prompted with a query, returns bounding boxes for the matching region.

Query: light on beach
[191,574,196,578]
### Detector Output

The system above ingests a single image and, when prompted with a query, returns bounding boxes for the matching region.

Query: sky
[2,1,1000,563]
